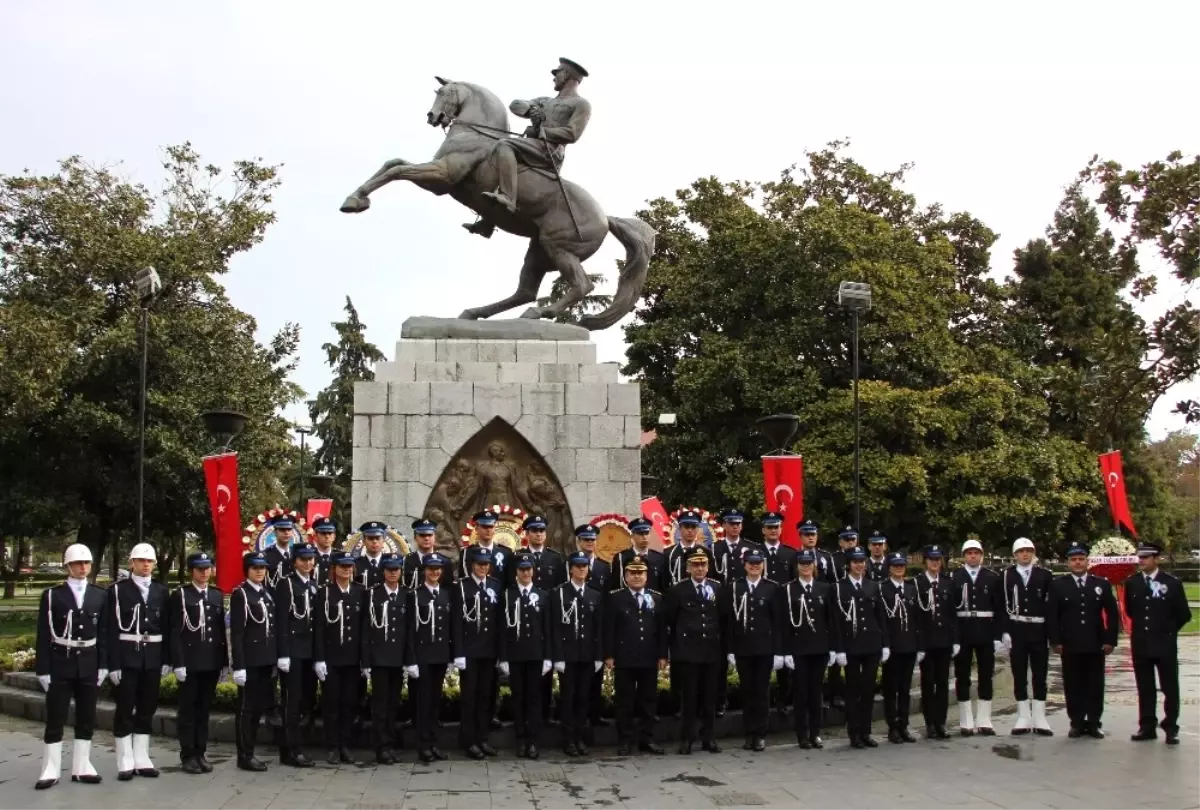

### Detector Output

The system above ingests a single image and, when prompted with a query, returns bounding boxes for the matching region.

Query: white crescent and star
[773,484,794,510]
[216,484,231,514]
[1107,471,1119,488]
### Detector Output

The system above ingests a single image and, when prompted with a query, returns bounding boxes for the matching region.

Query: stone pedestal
[351,324,641,558]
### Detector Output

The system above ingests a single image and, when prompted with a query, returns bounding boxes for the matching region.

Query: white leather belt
[119,633,163,643]
[957,610,995,618]
[1009,615,1045,624]
[53,637,96,649]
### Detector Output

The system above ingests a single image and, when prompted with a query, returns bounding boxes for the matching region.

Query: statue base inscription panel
[351,335,642,560]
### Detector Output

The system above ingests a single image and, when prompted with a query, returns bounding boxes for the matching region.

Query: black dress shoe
[1067,727,1083,738]
[616,742,632,756]
[753,738,766,752]
[480,742,498,756]
[526,745,540,760]
[118,769,135,782]
[1165,733,1179,746]
[639,741,665,755]
[1034,726,1054,737]
[934,726,951,740]
[489,717,503,730]
[516,742,528,758]
[197,755,214,773]
[465,745,485,760]
[742,738,754,751]
[575,741,590,756]
[809,736,824,749]
[900,728,917,743]
[431,747,447,760]
[338,746,354,763]
[978,727,997,737]
[238,757,268,772]
[563,742,580,757]
[849,737,865,749]
[591,717,611,727]
[72,773,103,784]
[290,752,315,768]
[888,728,903,744]
[181,757,204,775]
[797,738,812,750]
[861,735,878,748]
[376,749,396,765]
[327,749,341,765]
[1131,729,1157,742]
[677,741,693,755]
[701,740,721,753]
[1085,728,1105,739]
[418,749,435,763]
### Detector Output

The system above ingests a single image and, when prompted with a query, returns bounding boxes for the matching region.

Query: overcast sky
[3,0,1195,441]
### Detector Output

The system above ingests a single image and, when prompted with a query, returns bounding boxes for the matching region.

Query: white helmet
[1012,537,1035,554]
[129,543,157,562]
[63,543,93,565]
[961,539,983,553]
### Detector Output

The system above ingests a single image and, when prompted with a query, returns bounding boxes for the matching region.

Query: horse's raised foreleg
[340,159,454,213]
[459,241,549,320]
[518,245,593,321]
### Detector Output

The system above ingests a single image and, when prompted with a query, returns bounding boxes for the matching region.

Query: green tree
[309,296,384,521]
[537,271,613,324]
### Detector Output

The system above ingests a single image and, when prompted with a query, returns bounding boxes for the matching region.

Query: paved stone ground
[0,639,1196,809]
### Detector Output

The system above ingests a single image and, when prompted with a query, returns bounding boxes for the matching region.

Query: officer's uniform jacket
[802,546,838,583]
[831,577,889,655]
[314,580,365,667]
[1001,564,1053,645]
[949,566,1004,645]
[312,547,335,588]
[878,577,921,655]
[603,587,668,668]
[230,581,277,670]
[711,538,761,584]
[168,584,226,672]
[720,577,783,657]
[458,543,512,583]
[275,572,317,661]
[407,584,453,665]
[510,547,565,590]
[584,555,611,593]
[107,577,169,671]
[664,577,724,663]
[362,582,408,668]
[760,543,797,585]
[610,548,669,592]
[778,578,839,657]
[36,581,108,679]
[1047,573,1119,653]
[452,575,502,660]
[406,550,455,589]
[498,585,551,662]
[1123,570,1192,659]
[914,573,957,650]
[667,543,715,587]
[262,544,293,589]
[549,580,604,663]
[866,557,888,582]
[354,554,387,590]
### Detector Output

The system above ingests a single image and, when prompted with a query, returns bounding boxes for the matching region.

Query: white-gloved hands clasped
[361,667,371,679]
[772,655,784,671]
[727,653,737,667]
[836,653,848,667]
[173,667,187,683]
[96,668,109,686]
[277,657,291,673]
[952,644,961,657]
[827,651,837,667]
[161,665,172,678]
[109,670,122,686]
[497,661,510,677]
[453,657,467,671]
[405,665,420,679]
[916,651,926,664]
[783,655,795,670]
[881,647,891,664]
[232,669,247,686]
[313,661,327,681]
[541,660,552,676]
[553,661,565,674]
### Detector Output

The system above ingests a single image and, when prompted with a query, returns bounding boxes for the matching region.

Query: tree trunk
[0,533,12,599]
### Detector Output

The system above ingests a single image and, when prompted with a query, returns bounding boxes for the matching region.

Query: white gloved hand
[232,669,247,686]
[37,674,51,692]
[109,669,122,686]
[497,661,510,677]
[994,639,1006,655]
[361,667,371,679]
[453,657,467,671]
[772,655,784,671]
[173,667,187,683]
[594,660,603,673]
[161,665,171,678]
[554,661,566,674]
[727,653,737,667]
[97,668,109,687]
[836,653,848,667]
[542,660,552,676]
[277,657,291,673]
[828,651,837,667]
[313,661,327,681]
[952,644,961,658]
[881,647,891,664]
[916,651,926,664]
[405,665,420,679]
[1001,632,1012,649]
[784,655,795,670]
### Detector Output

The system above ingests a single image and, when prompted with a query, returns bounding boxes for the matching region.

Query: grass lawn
[1181,613,1200,636]
[1184,582,1199,602]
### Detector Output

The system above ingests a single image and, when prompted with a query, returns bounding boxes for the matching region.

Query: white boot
[115,735,134,780]
[70,739,101,784]
[35,742,62,789]
[1011,700,1032,735]
[132,734,159,777]
[1031,699,1054,736]
[958,699,975,736]
[976,699,995,735]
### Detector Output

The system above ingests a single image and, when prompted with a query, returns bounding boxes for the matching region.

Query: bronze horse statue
[339,79,655,330]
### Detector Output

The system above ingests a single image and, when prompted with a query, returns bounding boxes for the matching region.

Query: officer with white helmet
[949,538,1004,735]
[107,542,171,780]
[34,543,109,790]
[1001,537,1054,735]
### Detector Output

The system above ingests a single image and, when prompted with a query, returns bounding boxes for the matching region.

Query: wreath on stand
[242,506,308,554]
[460,503,525,551]
[591,513,633,562]
[666,506,724,548]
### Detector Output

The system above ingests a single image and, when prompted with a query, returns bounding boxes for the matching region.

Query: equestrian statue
[339,58,656,330]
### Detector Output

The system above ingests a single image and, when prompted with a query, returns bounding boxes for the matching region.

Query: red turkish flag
[1098,450,1137,536]
[306,499,334,528]
[639,497,670,551]
[763,455,804,548]
[202,452,243,593]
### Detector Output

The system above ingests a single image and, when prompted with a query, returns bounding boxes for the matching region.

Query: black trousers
[614,666,657,745]
[113,666,161,737]
[589,668,605,722]
[370,666,405,749]
[790,654,827,740]
[954,642,995,700]
[559,661,592,745]
[279,657,316,750]
[716,657,730,708]
[1061,651,1105,730]
[510,660,544,744]
[919,647,951,727]
[43,676,97,744]
[235,665,275,760]
[675,660,719,743]
[322,665,360,748]
[844,653,880,737]
[176,669,219,761]
[774,667,792,712]
[459,658,496,748]
[1010,640,1049,701]
[881,652,916,730]
[735,655,773,738]
[825,663,844,702]
[1134,654,1181,733]
[415,663,448,748]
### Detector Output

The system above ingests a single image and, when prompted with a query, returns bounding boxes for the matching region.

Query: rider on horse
[464,57,592,239]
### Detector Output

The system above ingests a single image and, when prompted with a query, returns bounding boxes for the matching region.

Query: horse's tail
[577,216,657,331]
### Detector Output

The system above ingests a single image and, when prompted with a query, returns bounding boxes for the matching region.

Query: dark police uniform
[168,554,225,773]
[275,543,318,767]
[452,548,502,757]
[574,525,612,728]
[36,575,108,754]
[107,569,169,778]
[779,559,839,748]
[667,542,715,587]
[229,555,278,770]
[314,554,366,762]
[459,511,514,581]
[720,552,783,751]
[913,547,957,738]
[831,551,889,747]
[1047,545,1119,737]
[711,509,760,584]
[665,560,723,753]
[759,541,797,585]
[407,554,454,763]
[1124,545,1193,744]
[610,546,670,593]
[1001,553,1054,734]
[878,556,921,743]
[309,517,338,588]
[406,549,456,589]
[262,540,294,590]
[949,551,1004,731]
[603,562,667,754]
[353,523,390,727]
[549,557,604,755]
[361,553,409,763]
[499,562,552,757]
[865,533,889,582]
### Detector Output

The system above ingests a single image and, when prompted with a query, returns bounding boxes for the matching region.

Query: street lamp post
[134,267,162,553]
[837,281,872,533]
[200,410,248,454]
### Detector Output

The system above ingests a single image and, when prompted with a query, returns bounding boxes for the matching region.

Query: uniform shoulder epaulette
[647,588,661,596]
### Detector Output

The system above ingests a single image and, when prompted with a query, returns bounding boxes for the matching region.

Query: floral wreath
[460,503,525,550]
[343,525,411,558]
[667,506,724,547]
[243,506,308,552]
[1088,535,1138,565]
[591,513,631,531]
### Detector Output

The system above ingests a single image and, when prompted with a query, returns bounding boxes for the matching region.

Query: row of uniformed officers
[32,509,1191,789]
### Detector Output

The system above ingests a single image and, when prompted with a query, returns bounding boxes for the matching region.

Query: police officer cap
[687,549,709,565]
[720,508,744,523]
[1012,537,1035,554]
[838,526,859,540]
[412,518,437,534]
[629,517,652,533]
[575,524,598,540]
[846,546,867,561]
[797,519,818,534]
[273,516,295,530]
[243,551,269,571]
[743,549,765,564]
[187,551,214,569]
[886,551,907,567]
[555,57,589,79]
[624,558,648,573]
[421,553,447,568]
[1136,542,1161,558]
[761,511,784,527]
[1066,543,1089,558]
[923,544,944,559]
[360,521,386,537]
[292,542,317,558]
[677,510,702,527]
[312,517,337,533]
[961,538,983,553]
[473,511,498,527]
[522,515,548,531]
[379,553,403,569]
[869,531,887,544]
[567,551,590,566]
[467,546,493,565]
[330,550,355,566]
[795,548,816,565]
[515,553,535,569]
